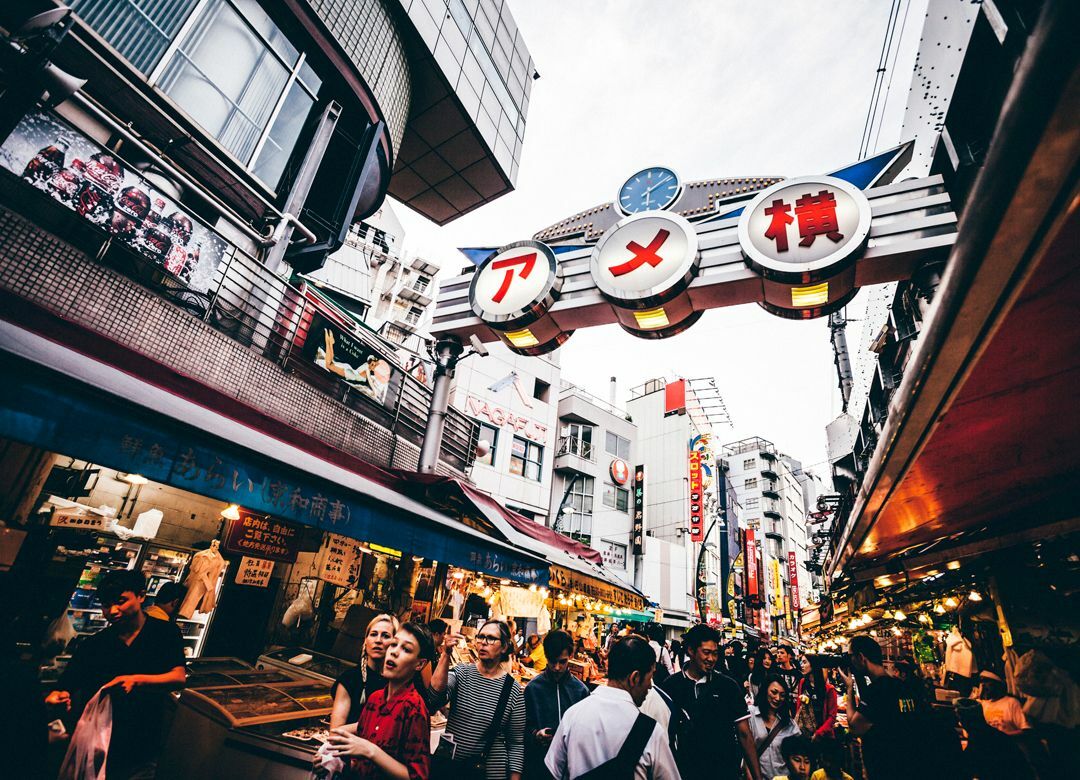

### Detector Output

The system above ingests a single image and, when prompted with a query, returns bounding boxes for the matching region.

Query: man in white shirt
[546,635,680,779]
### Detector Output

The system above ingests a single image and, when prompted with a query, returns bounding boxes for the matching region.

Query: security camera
[469,334,489,357]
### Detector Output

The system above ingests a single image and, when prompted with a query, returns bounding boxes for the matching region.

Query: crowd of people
[25,571,1063,779]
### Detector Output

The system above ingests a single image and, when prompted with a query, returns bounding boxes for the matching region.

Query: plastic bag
[309,741,345,779]
[58,690,112,780]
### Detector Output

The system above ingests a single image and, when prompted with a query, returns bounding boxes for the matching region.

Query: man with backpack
[545,635,679,779]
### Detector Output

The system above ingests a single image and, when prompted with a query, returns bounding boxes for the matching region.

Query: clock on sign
[616,166,681,215]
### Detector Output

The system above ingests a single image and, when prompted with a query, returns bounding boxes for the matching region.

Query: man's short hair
[155,581,186,605]
[98,569,147,605]
[781,734,813,761]
[683,624,721,651]
[850,634,883,664]
[608,636,655,681]
[400,622,435,663]
[543,629,574,659]
[427,618,448,635]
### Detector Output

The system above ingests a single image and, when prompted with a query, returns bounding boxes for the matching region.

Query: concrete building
[723,437,810,642]
[547,381,639,586]
[450,342,560,522]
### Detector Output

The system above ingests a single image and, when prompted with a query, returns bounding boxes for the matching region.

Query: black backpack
[578,713,656,779]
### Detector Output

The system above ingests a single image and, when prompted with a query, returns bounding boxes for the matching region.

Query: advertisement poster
[0,110,229,292]
[302,311,402,408]
[223,511,302,563]
[235,556,274,588]
[317,531,364,588]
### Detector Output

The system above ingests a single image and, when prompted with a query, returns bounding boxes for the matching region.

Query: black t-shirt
[857,675,926,780]
[775,665,800,695]
[661,670,750,779]
[58,614,186,773]
[332,664,387,724]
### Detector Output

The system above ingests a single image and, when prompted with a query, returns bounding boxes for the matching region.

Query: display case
[256,647,356,682]
[141,544,220,658]
[158,680,335,780]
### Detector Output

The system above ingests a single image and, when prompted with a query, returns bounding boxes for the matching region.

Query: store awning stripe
[0,321,548,585]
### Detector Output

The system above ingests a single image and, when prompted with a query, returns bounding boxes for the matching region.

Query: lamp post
[417,335,465,473]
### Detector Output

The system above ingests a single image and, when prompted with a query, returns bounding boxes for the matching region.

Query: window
[533,379,551,402]
[405,307,423,325]
[559,422,594,459]
[605,431,630,460]
[69,0,325,189]
[475,422,499,466]
[743,458,756,470]
[603,483,629,512]
[414,275,431,294]
[744,478,758,490]
[509,436,543,481]
[561,475,594,541]
[745,497,759,509]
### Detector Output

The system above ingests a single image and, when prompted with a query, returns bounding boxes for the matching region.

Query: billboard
[0,110,229,293]
[302,311,403,408]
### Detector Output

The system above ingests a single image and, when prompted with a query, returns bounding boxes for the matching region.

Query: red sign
[664,379,686,417]
[224,511,302,563]
[788,551,800,627]
[608,228,670,276]
[489,252,537,303]
[688,449,703,542]
[745,529,759,599]
[610,458,630,485]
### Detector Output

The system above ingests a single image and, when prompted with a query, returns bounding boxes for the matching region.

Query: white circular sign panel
[469,240,560,327]
[738,175,872,282]
[591,211,699,302]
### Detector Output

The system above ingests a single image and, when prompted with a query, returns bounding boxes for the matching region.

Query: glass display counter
[256,646,356,683]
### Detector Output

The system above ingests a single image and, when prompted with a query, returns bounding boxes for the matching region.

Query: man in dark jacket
[524,630,589,778]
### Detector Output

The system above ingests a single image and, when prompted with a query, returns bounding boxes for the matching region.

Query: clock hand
[645,175,673,195]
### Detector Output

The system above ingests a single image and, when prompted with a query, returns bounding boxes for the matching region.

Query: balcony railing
[557,436,595,461]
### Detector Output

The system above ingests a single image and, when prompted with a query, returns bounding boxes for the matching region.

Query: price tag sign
[235,556,274,587]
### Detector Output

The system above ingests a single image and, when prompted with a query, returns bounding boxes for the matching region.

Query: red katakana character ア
[795,190,844,247]
[763,199,794,253]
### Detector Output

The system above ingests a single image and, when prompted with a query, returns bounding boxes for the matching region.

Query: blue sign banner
[0,354,547,585]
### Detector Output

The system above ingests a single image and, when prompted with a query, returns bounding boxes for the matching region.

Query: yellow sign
[549,565,645,611]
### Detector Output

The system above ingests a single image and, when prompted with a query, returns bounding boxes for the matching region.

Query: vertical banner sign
[632,465,645,556]
[788,551,800,632]
[770,558,783,616]
[745,529,759,600]
[688,448,703,542]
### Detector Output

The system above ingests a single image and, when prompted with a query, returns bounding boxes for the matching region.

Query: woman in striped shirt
[429,619,525,780]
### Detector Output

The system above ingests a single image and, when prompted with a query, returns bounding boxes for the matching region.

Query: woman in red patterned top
[327,622,434,779]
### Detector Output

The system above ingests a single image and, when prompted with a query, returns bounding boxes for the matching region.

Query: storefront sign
[224,511,302,563]
[770,557,784,616]
[609,458,630,485]
[788,550,800,628]
[745,530,759,600]
[317,532,364,587]
[600,539,627,570]
[688,448,703,542]
[591,212,699,303]
[235,556,274,587]
[497,585,546,618]
[0,110,229,292]
[301,312,402,408]
[631,464,645,557]
[2,366,549,586]
[549,565,644,611]
[465,396,548,442]
[49,505,111,531]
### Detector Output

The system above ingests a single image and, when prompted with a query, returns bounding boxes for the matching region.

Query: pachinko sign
[0,110,229,292]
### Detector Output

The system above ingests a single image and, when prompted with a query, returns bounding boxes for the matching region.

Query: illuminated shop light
[633,307,670,329]
[504,328,539,348]
[790,282,830,308]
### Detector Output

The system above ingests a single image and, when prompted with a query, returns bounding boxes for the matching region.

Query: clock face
[616,166,681,215]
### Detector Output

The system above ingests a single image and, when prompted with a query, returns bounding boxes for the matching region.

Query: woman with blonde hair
[331,613,400,729]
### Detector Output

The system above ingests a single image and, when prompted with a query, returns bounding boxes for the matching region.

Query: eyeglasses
[475,635,502,645]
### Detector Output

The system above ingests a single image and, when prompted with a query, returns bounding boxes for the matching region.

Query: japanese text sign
[688,450,703,542]
[739,175,871,283]
[224,511,302,563]
[632,464,645,557]
[788,550,800,628]
[317,532,364,588]
[745,529,759,599]
[235,556,274,587]
[591,212,699,302]
[49,507,110,531]
[469,240,561,327]
[548,565,644,611]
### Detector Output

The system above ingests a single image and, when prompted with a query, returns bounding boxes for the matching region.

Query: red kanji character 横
[795,190,844,247]
[763,199,794,253]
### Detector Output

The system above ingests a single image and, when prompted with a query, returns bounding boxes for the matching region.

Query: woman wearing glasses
[429,620,525,779]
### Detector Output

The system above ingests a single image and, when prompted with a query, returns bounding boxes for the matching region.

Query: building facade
[723,437,809,642]
[450,341,560,522]
[547,381,639,587]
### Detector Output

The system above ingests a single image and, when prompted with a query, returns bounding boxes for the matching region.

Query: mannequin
[179,540,227,618]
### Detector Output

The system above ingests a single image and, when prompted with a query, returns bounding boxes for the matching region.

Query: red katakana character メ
[763,199,794,253]
[795,190,844,247]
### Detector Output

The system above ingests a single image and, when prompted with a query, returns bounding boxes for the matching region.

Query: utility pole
[829,311,854,412]
[417,335,465,473]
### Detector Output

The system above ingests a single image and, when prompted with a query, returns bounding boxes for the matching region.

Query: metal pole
[418,336,464,473]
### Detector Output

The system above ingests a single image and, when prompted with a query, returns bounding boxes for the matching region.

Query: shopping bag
[309,742,345,779]
[58,690,112,780]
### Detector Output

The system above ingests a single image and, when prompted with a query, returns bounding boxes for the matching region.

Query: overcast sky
[396,1,925,472]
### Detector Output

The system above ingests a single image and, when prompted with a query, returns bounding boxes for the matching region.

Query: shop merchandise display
[179,540,227,619]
